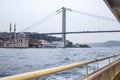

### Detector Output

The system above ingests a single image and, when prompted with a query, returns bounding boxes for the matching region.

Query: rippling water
[0,47,120,80]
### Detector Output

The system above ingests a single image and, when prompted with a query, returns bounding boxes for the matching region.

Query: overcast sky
[0,0,120,43]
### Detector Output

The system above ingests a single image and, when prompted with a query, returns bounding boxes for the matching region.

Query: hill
[89,40,120,47]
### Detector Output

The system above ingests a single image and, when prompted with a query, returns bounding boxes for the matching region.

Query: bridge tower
[62,7,66,48]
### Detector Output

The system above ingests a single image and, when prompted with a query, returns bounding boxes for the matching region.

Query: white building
[14,33,29,48]
[52,41,64,48]
[41,41,55,48]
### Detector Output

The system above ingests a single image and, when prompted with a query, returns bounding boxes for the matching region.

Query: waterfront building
[29,39,53,48]
[41,40,54,48]
[0,23,29,48]
[13,33,29,48]
[29,39,42,48]
[73,43,80,48]
[52,41,64,48]
[3,40,14,48]
[0,40,3,47]
[29,39,64,48]
[42,43,55,48]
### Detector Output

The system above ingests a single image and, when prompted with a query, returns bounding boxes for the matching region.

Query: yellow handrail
[0,54,120,80]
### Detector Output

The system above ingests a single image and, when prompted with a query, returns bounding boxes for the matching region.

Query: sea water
[0,47,120,80]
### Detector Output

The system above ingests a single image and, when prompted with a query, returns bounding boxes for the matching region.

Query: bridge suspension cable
[66,8,116,21]
[21,9,62,32]
[21,7,119,33]
[64,7,119,32]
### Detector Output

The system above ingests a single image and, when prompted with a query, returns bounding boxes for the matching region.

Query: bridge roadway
[36,30,120,35]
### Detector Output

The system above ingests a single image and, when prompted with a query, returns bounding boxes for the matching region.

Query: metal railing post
[85,64,89,80]
[95,58,99,69]
[112,56,115,62]
[93,63,96,72]
[109,58,110,64]
[117,55,119,59]
[114,55,117,61]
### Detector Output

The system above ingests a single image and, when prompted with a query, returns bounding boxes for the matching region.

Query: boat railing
[0,54,120,80]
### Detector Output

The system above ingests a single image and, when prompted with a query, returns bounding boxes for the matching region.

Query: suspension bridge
[0,0,120,80]
[21,2,120,48]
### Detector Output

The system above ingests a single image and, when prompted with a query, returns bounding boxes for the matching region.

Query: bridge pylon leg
[62,7,66,48]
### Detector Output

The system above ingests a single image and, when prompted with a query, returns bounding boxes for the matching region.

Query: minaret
[9,22,12,42]
[14,23,16,47]
[14,23,16,41]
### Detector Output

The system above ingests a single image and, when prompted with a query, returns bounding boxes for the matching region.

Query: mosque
[0,23,29,48]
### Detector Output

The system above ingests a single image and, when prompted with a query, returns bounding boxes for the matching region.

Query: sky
[0,0,120,43]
